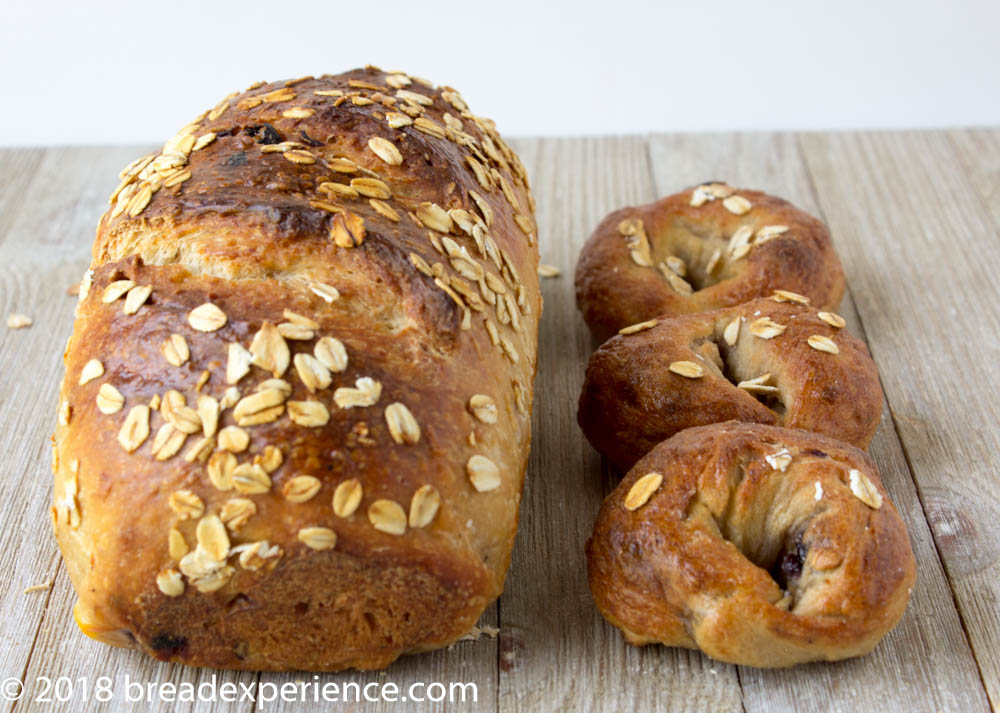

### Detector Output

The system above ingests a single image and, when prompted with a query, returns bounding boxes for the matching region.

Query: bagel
[586,422,915,667]
[578,296,881,472]
[575,183,845,342]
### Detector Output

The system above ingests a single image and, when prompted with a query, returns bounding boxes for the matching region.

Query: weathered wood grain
[0,146,127,713]
[496,136,744,713]
[0,148,46,247]
[257,603,498,713]
[948,128,1000,228]
[800,129,1000,711]
[0,146,253,713]
[0,144,501,713]
[1,131,998,712]
[647,130,990,713]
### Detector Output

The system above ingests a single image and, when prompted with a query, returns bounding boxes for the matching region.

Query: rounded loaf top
[55,66,540,671]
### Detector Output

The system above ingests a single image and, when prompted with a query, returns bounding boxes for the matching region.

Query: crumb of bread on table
[452,624,501,646]
[23,581,52,594]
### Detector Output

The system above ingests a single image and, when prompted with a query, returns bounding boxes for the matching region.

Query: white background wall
[2,0,999,146]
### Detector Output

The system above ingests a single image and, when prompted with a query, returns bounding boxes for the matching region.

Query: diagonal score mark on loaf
[94,133,509,341]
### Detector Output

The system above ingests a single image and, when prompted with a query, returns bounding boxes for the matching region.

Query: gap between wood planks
[0,149,46,248]
[636,136,752,713]
[3,134,997,712]
[497,136,745,713]
[641,141,752,713]
[0,146,260,713]
[798,129,1000,713]
[794,130,995,710]
[642,130,991,713]
[940,127,1000,713]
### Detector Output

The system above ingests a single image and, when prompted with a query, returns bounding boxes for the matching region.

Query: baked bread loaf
[52,67,539,671]
[586,422,915,667]
[575,184,845,342]
[578,297,882,472]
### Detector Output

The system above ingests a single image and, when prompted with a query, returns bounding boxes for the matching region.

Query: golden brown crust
[575,185,845,342]
[53,67,539,671]
[578,298,881,473]
[586,422,916,668]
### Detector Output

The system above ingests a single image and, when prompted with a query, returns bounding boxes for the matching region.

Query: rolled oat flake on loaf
[52,66,540,671]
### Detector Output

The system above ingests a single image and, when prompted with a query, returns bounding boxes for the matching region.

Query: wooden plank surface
[0,148,46,248]
[948,128,1000,227]
[0,147,500,713]
[0,146,135,712]
[497,136,743,713]
[945,126,1000,709]
[258,601,499,713]
[0,145,255,713]
[0,131,997,712]
[800,129,1000,712]
[647,131,991,713]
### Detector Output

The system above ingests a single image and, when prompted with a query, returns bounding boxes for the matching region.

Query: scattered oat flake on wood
[7,313,32,329]
[537,264,560,277]
[23,581,52,594]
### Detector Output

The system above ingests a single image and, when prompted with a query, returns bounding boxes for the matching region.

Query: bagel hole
[703,459,813,610]
[770,533,807,595]
[692,334,787,417]
[721,512,807,606]
[746,390,786,417]
[689,461,808,609]
[652,220,734,292]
